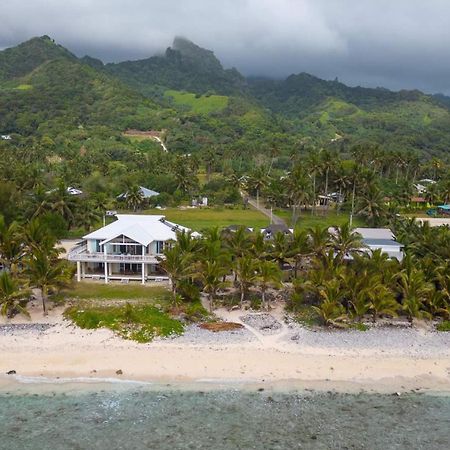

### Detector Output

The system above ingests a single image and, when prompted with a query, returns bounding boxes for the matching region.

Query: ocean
[0,383,449,449]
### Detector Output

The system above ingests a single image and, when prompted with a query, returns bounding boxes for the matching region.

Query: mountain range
[1,35,450,159]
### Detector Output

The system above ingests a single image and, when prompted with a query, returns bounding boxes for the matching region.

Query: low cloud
[2,0,450,93]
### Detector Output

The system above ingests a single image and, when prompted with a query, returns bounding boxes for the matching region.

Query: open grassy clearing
[275,209,366,229]
[145,207,269,231]
[63,282,171,303]
[14,84,33,90]
[165,89,228,114]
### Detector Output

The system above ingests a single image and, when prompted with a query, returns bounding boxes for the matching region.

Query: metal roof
[363,238,403,248]
[83,214,189,246]
[354,228,394,240]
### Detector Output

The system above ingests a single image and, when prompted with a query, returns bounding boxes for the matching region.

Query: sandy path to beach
[1,305,449,393]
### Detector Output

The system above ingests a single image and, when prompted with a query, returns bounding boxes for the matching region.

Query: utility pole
[349,180,356,227]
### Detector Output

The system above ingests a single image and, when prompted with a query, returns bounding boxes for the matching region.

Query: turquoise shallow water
[0,387,449,449]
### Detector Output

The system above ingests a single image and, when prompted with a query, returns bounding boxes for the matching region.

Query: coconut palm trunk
[40,286,47,315]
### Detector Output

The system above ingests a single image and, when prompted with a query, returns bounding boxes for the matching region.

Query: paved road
[243,193,287,226]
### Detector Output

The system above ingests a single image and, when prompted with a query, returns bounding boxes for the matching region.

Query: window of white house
[156,241,164,254]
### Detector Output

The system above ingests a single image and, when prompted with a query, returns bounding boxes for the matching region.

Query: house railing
[67,247,163,263]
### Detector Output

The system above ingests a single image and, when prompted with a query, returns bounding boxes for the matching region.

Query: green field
[275,209,366,229]
[165,90,228,114]
[146,207,269,230]
[63,282,171,303]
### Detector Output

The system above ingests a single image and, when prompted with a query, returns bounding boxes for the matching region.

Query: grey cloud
[1,0,450,93]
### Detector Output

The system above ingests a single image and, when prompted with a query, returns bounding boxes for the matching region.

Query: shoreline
[1,306,449,395]
[1,372,450,396]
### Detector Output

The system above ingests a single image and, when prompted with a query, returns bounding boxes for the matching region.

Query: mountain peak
[168,37,223,73]
[0,36,76,80]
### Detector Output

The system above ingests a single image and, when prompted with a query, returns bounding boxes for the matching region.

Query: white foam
[11,375,153,385]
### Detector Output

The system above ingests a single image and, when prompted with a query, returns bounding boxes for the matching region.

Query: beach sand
[1,303,449,393]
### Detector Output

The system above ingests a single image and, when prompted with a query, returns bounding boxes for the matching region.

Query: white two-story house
[68,214,190,284]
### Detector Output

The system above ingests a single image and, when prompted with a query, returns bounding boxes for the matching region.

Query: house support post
[104,244,108,284]
[141,245,146,284]
[76,261,81,282]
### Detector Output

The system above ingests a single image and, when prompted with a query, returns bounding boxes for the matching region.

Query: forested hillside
[105,37,246,97]
[2,35,450,161]
[2,35,450,256]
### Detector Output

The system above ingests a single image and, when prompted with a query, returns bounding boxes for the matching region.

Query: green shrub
[64,303,183,343]
[437,321,450,332]
[294,305,320,327]
[184,301,210,322]
[349,322,369,331]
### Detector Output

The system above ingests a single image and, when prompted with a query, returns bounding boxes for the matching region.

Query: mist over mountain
[2,35,450,158]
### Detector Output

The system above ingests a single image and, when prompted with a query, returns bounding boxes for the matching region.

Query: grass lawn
[145,207,270,231]
[275,209,366,229]
[165,90,228,114]
[63,282,171,304]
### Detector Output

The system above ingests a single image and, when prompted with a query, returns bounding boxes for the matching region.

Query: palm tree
[27,249,72,315]
[0,216,25,274]
[285,165,312,224]
[306,150,320,216]
[397,255,433,323]
[176,230,201,256]
[312,279,347,327]
[24,217,60,257]
[343,272,370,320]
[331,223,364,263]
[250,231,268,260]
[125,186,144,212]
[307,225,331,259]
[49,184,77,227]
[356,183,387,226]
[0,271,30,318]
[290,229,310,278]
[365,276,399,323]
[269,232,292,270]
[203,148,217,182]
[223,226,252,259]
[234,256,257,307]
[319,149,337,212]
[256,260,282,309]
[74,202,101,232]
[196,260,227,312]
[158,246,191,304]
[248,166,269,209]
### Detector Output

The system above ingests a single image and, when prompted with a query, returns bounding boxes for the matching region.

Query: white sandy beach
[1,303,449,393]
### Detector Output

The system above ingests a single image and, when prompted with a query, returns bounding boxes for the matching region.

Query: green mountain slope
[0,35,76,80]
[0,36,281,166]
[2,36,450,160]
[105,37,246,96]
[0,37,164,136]
[249,73,450,156]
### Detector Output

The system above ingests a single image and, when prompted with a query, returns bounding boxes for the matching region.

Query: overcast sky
[2,0,450,94]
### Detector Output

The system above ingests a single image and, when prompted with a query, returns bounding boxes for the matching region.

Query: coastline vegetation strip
[64,303,184,343]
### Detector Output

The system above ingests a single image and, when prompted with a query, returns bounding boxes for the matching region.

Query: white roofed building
[67,214,190,284]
